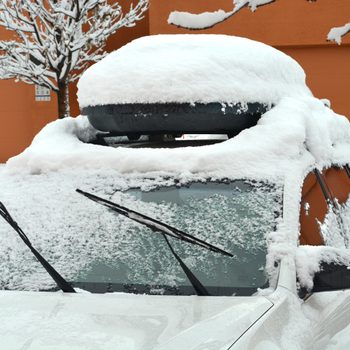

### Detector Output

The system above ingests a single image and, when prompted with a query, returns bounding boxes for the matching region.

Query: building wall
[1,0,349,162]
[149,0,350,117]
[149,0,350,46]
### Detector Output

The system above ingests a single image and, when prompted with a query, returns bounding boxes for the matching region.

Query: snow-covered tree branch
[168,0,349,44]
[0,0,149,118]
[168,1,275,30]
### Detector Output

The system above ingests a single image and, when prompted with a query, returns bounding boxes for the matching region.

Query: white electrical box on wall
[35,85,51,101]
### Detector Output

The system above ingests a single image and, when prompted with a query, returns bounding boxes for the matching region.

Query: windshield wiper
[76,189,233,257]
[0,201,75,293]
[76,189,233,296]
[161,233,209,295]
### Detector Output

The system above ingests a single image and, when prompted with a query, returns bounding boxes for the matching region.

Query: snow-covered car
[1,35,350,350]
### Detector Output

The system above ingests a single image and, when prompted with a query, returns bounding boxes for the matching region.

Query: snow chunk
[168,1,275,29]
[328,23,350,44]
[168,10,232,29]
[77,35,311,108]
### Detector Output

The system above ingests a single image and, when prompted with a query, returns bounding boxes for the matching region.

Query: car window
[300,171,327,245]
[319,167,350,247]
[0,180,283,296]
[300,166,350,247]
[72,181,283,296]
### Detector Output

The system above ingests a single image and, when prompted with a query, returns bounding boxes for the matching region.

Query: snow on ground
[77,35,311,107]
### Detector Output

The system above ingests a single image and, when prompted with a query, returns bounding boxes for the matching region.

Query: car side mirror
[296,245,350,294]
[312,262,350,292]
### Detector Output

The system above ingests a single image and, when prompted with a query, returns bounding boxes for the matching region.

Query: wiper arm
[76,189,213,296]
[162,234,209,296]
[0,201,75,293]
[76,189,233,257]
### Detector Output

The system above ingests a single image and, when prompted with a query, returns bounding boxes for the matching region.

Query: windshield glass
[72,181,282,296]
[0,180,282,296]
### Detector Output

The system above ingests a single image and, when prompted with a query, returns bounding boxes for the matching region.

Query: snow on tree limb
[327,23,350,44]
[168,0,349,44]
[0,0,149,118]
[168,0,275,30]
[168,10,234,30]
[234,0,275,12]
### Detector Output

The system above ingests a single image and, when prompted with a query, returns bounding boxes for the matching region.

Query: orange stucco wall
[283,45,350,118]
[149,0,350,117]
[149,0,350,46]
[1,0,349,162]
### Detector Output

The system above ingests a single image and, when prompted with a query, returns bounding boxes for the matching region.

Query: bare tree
[0,0,149,118]
[168,0,349,44]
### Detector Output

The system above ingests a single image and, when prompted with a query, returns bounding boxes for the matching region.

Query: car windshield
[0,180,282,296]
[71,181,282,296]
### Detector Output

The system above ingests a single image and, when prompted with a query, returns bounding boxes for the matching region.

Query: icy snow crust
[77,35,311,107]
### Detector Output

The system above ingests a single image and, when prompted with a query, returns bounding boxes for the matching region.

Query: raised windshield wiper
[76,189,233,296]
[76,189,232,257]
[0,201,75,293]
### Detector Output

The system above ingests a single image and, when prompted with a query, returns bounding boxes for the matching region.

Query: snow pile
[168,1,274,29]
[77,35,311,107]
[328,23,350,44]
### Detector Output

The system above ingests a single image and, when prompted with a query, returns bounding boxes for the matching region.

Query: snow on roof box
[77,34,312,108]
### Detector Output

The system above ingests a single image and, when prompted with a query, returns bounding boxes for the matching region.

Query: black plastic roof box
[82,102,269,136]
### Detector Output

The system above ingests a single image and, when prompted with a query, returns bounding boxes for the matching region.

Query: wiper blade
[0,201,75,293]
[76,189,213,296]
[76,189,233,257]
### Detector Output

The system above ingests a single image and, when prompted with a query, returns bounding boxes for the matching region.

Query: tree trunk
[57,81,70,119]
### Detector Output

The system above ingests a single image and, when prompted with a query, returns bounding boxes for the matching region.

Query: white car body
[1,258,349,350]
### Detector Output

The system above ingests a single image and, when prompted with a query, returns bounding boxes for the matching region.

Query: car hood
[0,290,273,350]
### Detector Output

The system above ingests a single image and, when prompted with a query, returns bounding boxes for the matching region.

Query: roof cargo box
[78,35,309,137]
[82,102,269,136]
